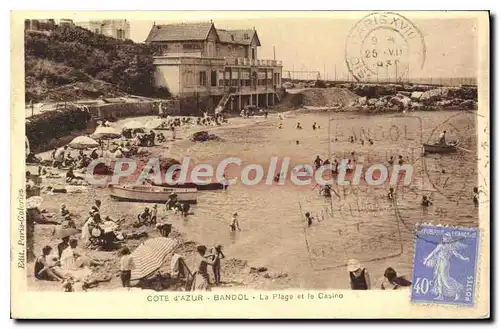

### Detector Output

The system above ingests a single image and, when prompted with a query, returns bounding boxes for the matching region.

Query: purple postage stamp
[411,225,479,306]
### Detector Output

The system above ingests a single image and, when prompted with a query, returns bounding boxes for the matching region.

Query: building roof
[145,22,216,42]
[145,22,261,46]
[217,29,260,46]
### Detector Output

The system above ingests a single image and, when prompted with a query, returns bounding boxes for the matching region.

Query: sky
[98,12,481,81]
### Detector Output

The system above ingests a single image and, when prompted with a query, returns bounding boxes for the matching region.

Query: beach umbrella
[130,237,179,281]
[145,118,165,130]
[123,121,145,130]
[26,196,43,209]
[91,126,121,140]
[53,227,80,239]
[69,136,99,149]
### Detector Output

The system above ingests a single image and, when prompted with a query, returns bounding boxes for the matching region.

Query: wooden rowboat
[109,185,197,204]
[423,142,458,154]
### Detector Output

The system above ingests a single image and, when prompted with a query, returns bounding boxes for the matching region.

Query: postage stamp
[411,225,479,306]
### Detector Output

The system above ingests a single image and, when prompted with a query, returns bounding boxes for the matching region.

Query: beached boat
[109,185,197,203]
[150,180,224,191]
[423,142,458,154]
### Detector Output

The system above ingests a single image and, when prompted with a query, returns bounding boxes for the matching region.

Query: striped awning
[130,237,179,281]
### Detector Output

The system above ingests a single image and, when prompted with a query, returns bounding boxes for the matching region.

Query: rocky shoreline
[340,83,478,112]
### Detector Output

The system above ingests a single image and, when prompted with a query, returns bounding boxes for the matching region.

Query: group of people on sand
[191,244,226,290]
[34,206,112,291]
[51,145,100,170]
[347,259,412,290]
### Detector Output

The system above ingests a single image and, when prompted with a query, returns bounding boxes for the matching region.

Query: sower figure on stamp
[423,232,469,301]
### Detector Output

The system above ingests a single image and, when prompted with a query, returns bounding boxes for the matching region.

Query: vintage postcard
[11,11,490,318]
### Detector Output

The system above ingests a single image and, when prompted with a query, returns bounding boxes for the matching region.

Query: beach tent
[145,118,166,130]
[123,120,145,130]
[69,136,99,149]
[130,237,178,281]
[91,126,121,140]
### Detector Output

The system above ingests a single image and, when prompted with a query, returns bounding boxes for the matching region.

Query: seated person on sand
[81,212,103,246]
[90,148,99,160]
[165,193,178,210]
[137,207,152,225]
[61,215,77,230]
[60,239,109,289]
[59,203,71,218]
[380,267,412,290]
[26,152,41,163]
[65,167,84,183]
[100,216,124,242]
[34,246,66,282]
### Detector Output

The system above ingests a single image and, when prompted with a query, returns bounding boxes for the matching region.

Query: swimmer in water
[305,212,314,227]
[312,122,317,130]
[296,122,302,129]
[421,196,433,207]
[314,155,323,170]
[388,187,394,200]
[473,187,479,206]
[388,156,394,166]
[296,140,300,145]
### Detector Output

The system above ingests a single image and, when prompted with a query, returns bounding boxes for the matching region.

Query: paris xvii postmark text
[345,12,426,82]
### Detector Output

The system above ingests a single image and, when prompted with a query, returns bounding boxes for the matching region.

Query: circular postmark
[345,12,426,82]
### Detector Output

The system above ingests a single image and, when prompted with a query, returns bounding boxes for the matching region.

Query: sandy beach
[27,109,479,291]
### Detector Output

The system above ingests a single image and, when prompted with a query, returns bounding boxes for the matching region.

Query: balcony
[224,57,283,67]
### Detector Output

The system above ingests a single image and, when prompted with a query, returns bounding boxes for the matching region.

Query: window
[183,43,203,50]
[95,29,99,34]
[211,70,217,87]
[199,71,207,86]
[251,48,256,60]
[244,33,249,39]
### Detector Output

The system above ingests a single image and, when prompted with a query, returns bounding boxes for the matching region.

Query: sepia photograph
[11,10,490,318]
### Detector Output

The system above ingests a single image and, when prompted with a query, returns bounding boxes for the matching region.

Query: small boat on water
[109,185,197,204]
[423,141,458,154]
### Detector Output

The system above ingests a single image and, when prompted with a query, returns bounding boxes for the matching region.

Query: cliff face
[25,25,169,103]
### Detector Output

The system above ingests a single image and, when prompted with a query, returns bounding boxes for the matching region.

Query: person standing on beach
[348,259,371,290]
[119,247,135,288]
[211,244,225,285]
[229,213,241,232]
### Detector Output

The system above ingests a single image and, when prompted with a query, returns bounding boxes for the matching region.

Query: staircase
[215,93,231,112]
